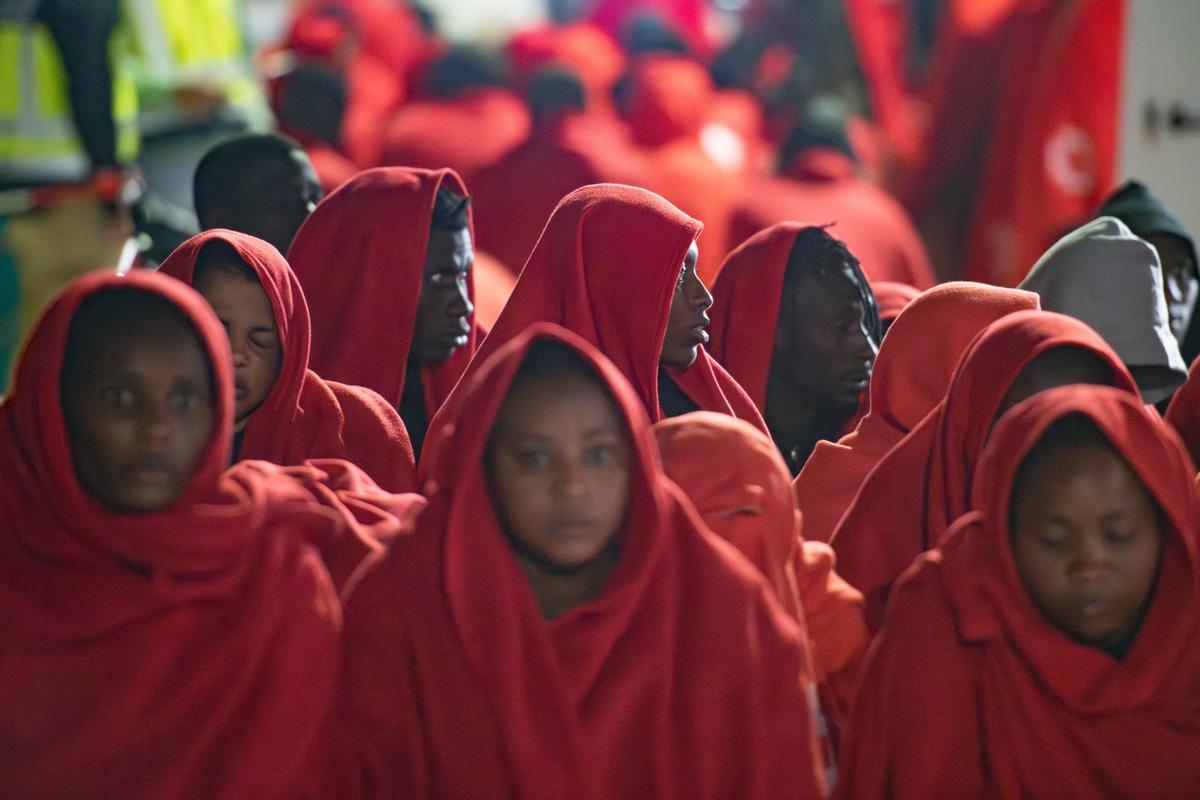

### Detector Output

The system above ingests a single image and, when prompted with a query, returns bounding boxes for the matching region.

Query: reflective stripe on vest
[0,22,138,184]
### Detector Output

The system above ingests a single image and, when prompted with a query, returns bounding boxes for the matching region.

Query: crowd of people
[3,0,1200,797]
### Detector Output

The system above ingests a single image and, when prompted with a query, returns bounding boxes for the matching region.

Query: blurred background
[1,0,1198,389]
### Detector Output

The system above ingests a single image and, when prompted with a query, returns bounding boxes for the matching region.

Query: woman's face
[487,369,632,571]
[1010,440,1163,649]
[660,242,711,369]
[62,319,214,513]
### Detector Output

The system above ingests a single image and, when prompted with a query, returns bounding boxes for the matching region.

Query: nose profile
[448,281,473,320]
[688,272,713,312]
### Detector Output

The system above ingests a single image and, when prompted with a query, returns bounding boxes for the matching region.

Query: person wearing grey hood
[1096,180,1200,365]
[1018,216,1188,405]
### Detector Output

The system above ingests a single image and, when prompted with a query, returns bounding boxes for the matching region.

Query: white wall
[1119,0,1200,237]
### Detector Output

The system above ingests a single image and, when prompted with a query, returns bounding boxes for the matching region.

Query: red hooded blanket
[839,385,1200,798]
[161,229,416,492]
[0,269,423,798]
[831,309,1138,628]
[342,324,825,799]
[430,183,766,442]
[793,282,1038,543]
[287,167,479,421]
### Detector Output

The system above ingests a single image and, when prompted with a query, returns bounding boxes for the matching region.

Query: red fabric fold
[0,269,421,798]
[1167,358,1200,469]
[831,309,1138,629]
[793,282,1039,543]
[160,229,416,492]
[707,222,801,412]
[471,116,610,275]
[730,148,936,289]
[429,183,766,443]
[839,386,1200,798]
[380,88,532,186]
[869,280,920,323]
[287,167,479,419]
[653,412,868,686]
[344,323,825,798]
[626,55,741,284]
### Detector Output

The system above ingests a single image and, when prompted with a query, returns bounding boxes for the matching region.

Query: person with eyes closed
[709,223,881,474]
[838,386,1200,799]
[425,183,768,454]
[288,167,479,461]
[159,229,417,492]
[339,325,826,799]
[830,309,1141,631]
[0,269,425,798]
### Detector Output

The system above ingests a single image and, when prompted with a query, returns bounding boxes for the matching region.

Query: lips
[125,455,179,485]
[688,316,710,345]
[439,319,471,346]
[840,370,871,389]
[549,519,602,539]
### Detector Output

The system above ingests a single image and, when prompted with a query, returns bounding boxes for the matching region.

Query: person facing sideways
[193,133,325,255]
[792,282,1040,544]
[0,269,424,799]
[339,323,826,799]
[158,229,416,491]
[838,385,1200,799]
[287,167,478,460]
[429,182,767,448]
[1018,215,1188,405]
[1095,179,1200,364]
[709,223,880,475]
[830,309,1140,630]
[653,412,869,743]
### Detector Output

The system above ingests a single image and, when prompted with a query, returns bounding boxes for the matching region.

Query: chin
[109,490,182,514]
[541,543,611,573]
[663,348,698,370]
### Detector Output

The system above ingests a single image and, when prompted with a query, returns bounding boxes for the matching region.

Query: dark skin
[192,265,282,431]
[995,348,1115,422]
[1145,233,1199,344]
[409,226,474,364]
[766,264,876,474]
[203,149,323,254]
[487,370,632,620]
[660,242,709,369]
[61,322,214,513]
[1011,441,1163,651]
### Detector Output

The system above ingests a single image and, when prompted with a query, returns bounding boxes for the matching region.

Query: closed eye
[249,329,278,349]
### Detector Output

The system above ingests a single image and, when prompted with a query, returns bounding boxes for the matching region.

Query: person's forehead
[498,372,620,430]
[425,227,473,265]
[795,264,862,304]
[79,327,208,378]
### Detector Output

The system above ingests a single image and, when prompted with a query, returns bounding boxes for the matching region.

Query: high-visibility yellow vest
[120,0,269,135]
[0,20,139,185]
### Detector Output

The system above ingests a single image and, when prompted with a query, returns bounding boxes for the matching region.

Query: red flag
[965,0,1125,286]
